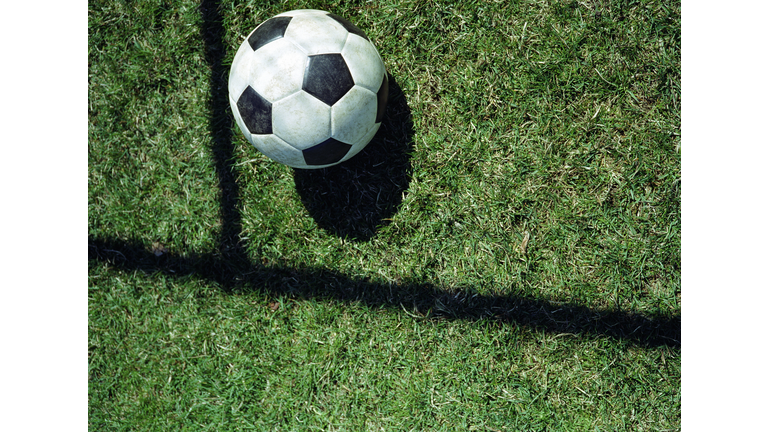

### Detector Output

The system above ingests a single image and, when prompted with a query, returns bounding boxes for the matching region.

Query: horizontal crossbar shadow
[88,236,680,348]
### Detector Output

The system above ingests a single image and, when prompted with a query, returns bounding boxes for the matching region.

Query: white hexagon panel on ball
[228,9,389,169]
[332,86,378,146]
[272,92,332,150]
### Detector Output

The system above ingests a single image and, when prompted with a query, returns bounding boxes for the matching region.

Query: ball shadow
[293,75,414,241]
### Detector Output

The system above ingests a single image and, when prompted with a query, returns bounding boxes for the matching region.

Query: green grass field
[88,0,680,429]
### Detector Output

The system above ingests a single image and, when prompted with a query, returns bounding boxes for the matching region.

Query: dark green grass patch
[89,0,680,429]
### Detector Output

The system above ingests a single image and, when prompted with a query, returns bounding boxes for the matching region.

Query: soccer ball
[228,9,389,169]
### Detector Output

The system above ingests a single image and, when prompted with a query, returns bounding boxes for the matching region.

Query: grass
[89,0,680,430]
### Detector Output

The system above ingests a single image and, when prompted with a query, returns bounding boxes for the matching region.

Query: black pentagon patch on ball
[376,74,389,123]
[326,13,370,41]
[302,138,352,166]
[237,86,272,134]
[303,54,355,106]
[247,16,292,51]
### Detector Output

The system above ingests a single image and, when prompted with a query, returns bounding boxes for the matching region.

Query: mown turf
[89,0,680,429]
